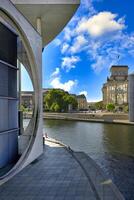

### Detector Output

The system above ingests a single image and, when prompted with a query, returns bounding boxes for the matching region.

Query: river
[43,119,134,200]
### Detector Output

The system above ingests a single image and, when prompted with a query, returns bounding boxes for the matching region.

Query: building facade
[21,91,34,111]
[76,94,88,110]
[102,65,128,105]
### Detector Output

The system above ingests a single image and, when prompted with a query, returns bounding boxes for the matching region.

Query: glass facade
[0,22,18,168]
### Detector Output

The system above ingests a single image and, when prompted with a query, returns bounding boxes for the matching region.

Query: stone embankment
[43,112,134,125]
[24,112,134,125]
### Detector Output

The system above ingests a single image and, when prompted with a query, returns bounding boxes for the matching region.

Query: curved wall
[0,0,43,185]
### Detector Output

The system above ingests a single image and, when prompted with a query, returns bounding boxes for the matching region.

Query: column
[128,74,134,122]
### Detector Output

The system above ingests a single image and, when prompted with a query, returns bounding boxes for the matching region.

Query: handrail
[0,59,18,70]
[0,128,19,135]
[0,96,18,100]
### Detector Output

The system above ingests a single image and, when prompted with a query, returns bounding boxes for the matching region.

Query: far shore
[24,112,134,125]
[43,112,134,125]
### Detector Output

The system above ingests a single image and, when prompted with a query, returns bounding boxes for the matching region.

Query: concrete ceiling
[11,0,80,46]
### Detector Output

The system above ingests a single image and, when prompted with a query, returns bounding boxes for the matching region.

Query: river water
[43,119,134,200]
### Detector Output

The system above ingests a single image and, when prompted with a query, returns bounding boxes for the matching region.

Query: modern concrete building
[102,65,128,105]
[0,0,80,184]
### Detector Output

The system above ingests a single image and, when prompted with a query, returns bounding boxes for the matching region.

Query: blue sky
[22,0,134,102]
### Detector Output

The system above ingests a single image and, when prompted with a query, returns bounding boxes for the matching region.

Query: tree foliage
[94,101,104,110]
[44,89,78,112]
[106,103,115,112]
[20,105,28,112]
[123,105,129,113]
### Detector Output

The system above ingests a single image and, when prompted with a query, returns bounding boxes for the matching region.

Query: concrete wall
[0,0,43,184]
[128,74,134,122]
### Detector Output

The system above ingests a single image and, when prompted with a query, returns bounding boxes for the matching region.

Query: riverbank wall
[24,112,134,125]
[43,112,134,125]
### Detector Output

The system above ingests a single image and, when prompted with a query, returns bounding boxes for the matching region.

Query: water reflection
[102,124,134,156]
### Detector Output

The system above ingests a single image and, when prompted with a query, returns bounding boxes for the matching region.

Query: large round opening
[0,9,40,180]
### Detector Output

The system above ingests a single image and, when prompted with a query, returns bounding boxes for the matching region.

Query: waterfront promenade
[0,139,124,200]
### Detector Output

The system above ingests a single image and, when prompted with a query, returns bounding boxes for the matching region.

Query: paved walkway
[0,141,96,200]
[0,140,124,200]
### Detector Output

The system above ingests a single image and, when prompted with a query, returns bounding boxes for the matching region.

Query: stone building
[102,65,128,105]
[76,94,88,110]
[21,89,52,111]
[21,91,34,111]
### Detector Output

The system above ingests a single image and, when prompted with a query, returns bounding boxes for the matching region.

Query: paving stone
[0,141,119,200]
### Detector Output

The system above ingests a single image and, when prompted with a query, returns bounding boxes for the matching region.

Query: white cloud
[61,56,80,72]
[70,35,88,54]
[82,0,91,8]
[129,49,134,57]
[91,55,109,73]
[51,67,60,77]
[64,27,73,41]
[54,4,132,76]
[50,77,78,92]
[81,0,96,15]
[54,38,61,46]
[79,91,88,97]
[77,12,125,37]
[61,43,70,54]
[88,97,102,102]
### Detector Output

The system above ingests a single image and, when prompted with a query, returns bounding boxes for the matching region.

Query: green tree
[106,103,115,112]
[63,95,78,110]
[50,103,60,112]
[20,105,28,112]
[123,105,129,113]
[95,101,104,110]
[43,89,78,112]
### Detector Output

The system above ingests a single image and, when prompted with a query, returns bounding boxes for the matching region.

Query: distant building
[21,88,67,111]
[21,89,88,111]
[76,94,88,110]
[21,91,34,111]
[102,65,128,105]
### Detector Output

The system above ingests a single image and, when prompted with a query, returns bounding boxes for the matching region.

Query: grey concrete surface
[0,141,96,200]
[128,73,134,122]
[0,0,80,184]
[0,0,43,185]
[11,0,80,46]
[0,140,124,200]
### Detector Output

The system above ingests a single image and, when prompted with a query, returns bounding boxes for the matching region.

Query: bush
[44,89,78,112]
[106,103,115,112]
[123,105,129,113]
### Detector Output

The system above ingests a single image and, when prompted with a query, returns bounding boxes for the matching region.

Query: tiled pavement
[0,141,97,200]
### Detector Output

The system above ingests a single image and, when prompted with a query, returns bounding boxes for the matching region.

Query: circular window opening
[0,14,36,178]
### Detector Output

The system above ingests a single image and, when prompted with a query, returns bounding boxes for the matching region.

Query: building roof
[21,91,34,96]
[77,94,86,99]
[110,65,128,69]
[11,0,80,47]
